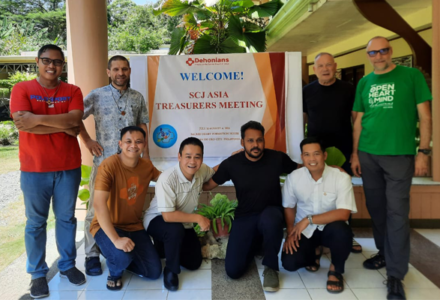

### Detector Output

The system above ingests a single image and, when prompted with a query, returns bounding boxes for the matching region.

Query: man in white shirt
[143,137,214,291]
[281,137,357,294]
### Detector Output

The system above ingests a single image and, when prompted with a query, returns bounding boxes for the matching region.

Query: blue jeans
[21,168,81,279]
[95,228,162,279]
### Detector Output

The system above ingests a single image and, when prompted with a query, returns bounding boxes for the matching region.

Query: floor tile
[414,229,440,248]
[258,268,305,289]
[297,268,331,289]
[351,288,387,300]
[344,269,386,288]
[361,251,378,260]
[75,254,87,271]
[179,269,211,290]
[403,268,438,289]
[198,259,212,270]
[307,288,357,300]
[126,273,165,290]
[85,271,131,291]
[406,288,440,299]
[122,289,168,300]
[78,290,125,300]
[46,290,84,300]
[264,288,311,300]
[48,273,88,291]
[355,238,379,252]
[344,253,369,269]
[167,289,212,300]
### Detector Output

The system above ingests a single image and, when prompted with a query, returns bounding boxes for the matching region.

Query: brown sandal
[327,270,344,294]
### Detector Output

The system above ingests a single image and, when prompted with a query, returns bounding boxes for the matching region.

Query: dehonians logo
[185,57,230,66]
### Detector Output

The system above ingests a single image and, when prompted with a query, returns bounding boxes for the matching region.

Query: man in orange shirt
[91,126,162,290]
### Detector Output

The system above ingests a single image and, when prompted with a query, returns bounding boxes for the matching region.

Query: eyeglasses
[367,48,390,57]
[39,57,64,66]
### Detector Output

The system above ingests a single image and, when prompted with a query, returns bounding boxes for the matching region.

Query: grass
[0,196,56,272]
[0,146,19,174]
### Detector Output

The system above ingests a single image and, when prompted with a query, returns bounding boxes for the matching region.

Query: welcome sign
[130,53,303,170]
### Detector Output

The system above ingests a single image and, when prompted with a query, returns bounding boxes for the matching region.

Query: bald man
[351,36,432,300]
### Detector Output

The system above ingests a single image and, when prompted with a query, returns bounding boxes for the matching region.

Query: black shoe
[363,253,386,270]
[30,277,49,299]
[60,267,86,286]
[387,276,406,300]
[85,256,103,276]
[163,267,179,291]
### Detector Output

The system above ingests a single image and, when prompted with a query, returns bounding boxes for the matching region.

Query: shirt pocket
[322,192,337,212]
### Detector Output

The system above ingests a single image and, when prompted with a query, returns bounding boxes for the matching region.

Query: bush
[0,121,18,145]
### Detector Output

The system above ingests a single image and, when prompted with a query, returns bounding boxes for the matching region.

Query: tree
[155,0,282,55]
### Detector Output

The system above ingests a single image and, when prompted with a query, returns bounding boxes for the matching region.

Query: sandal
[351,239,362,253]
[327,270,344,294]
[106,275,123,291]
[305,246,323,272]
[363,253,386,270]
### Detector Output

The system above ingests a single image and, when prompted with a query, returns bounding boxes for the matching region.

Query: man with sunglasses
[351,36,432,300]
[79,55,150,277]
[10,44,86,298]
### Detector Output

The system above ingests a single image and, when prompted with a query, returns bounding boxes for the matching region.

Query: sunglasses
[39,57,64,66]
[367,48,390,57]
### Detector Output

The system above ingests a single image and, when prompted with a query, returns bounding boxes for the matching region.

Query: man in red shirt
[10,44,86,299]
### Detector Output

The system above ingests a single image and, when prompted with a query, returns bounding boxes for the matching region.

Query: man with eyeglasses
[10,44,86,298]
[351,36,432,300]
[79,55,150,277]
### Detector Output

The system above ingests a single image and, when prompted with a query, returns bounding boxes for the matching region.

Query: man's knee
[225,263,245,279]
[259,206,283,229]
[281,254,302,272]
[164,223,186,240]
[147,261,162,280]
[326,221,352,242]
[183,255,202,271]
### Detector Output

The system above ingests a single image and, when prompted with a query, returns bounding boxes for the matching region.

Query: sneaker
[386,276,406,300]
[363,253,386,270]
[85,256,103,276]
[60,267,86,286]
[262,266,279,292]
[30,277,49,299]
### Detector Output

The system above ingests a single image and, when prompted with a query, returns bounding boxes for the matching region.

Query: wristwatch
[418,149,431,155]
[307,215,314,225]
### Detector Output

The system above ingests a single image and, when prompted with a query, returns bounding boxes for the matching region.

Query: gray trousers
[359,151,414,280]
[84,164,100,258]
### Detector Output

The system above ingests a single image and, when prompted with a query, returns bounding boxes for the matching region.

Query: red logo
[186,58,195,66]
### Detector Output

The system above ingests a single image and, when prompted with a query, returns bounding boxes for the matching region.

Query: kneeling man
[281,137,357,294]
[90,126,162,291]
[143,137,214,291]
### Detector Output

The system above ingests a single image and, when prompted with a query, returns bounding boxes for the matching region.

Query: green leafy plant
[195,193,238,234]
[78,164,93,209]
[325,146,346,167]
[0,121,18,145]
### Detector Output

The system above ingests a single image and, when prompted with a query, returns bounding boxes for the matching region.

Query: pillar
[432,0,440,181]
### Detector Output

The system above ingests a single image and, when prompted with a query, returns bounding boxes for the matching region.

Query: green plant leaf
[221,217,225,229]
[248,0,282,18]
[169,27,187,55]
[243,21,263,33]
[325,147,347,167]
[193,34,218,54]
[244,31,266,52]
[219,37,246,53]
[81,164,92,179]
[212,218,218,234]
[78,189,90,201]
[154,0,201,17]
[182,13,198,29]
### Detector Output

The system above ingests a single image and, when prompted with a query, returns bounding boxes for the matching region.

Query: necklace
[37,77,61,108]
[109,85,128,116]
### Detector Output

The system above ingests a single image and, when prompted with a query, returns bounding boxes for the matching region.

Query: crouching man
[143,137,214,291]
[90,126,162,291]
[281,137,357,294]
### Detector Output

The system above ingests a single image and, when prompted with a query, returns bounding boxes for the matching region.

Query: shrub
[0,121,18,145]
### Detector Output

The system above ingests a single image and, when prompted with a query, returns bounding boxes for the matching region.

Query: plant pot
[212,218,229,238]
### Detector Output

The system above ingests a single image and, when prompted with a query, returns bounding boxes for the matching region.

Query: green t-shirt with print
[353,65,432,155]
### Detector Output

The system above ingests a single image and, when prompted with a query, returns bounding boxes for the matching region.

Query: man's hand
[283,235,298,254]
[14,111,39,130]
[85,139,104,157]
[113,237,135,252]
[351,154,362,177]
[232,148,244,156]
[329,165,346,173]
[197,215,211,232]
[284,218,310,254]
[64,126,80,137]
[415,153,429,176]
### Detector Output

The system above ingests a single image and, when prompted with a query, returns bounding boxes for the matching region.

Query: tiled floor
[45,236,440,300]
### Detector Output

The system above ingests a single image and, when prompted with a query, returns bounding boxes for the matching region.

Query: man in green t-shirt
[351,36,432,300]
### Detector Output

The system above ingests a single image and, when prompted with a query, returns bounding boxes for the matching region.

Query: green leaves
[325,147,347,167]
[248,0,282,18]
[78,164,93,209]
[154,0,202,17]
[169,27,188,55]
[227,15,265,53]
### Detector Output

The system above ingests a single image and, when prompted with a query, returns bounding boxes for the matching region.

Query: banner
[130,53,303,170]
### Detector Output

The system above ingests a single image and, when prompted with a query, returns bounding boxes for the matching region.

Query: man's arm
[283,207,297,254]
[203,178,218,191]
[415,101,432,176]
[138,123,150,160]
[351,111,358,124]
[13,110,83,130]
[161,211,210,231]
[79,121,104,156]
[93,190,134,252]
[12,111,80,136]
[351,112,364,177]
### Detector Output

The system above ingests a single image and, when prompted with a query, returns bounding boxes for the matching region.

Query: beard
[245,147,263,159]
[113,76,129,87]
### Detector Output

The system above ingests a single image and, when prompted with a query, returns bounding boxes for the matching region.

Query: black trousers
[225,206,284,279]
[359,151,414,280]
[147,216,202,274]
[281,221,352,274]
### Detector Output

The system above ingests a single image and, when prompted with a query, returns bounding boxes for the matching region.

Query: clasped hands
[282,218,310,255]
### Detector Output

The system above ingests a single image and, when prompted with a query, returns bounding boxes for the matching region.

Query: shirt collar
[109,83,129,95]
[305,164,329,184]
[174,163,199,184]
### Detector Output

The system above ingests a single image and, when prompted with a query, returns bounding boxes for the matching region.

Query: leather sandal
[106,275,123,291]
[305,246,323,272]
[327,270,344,294]
[351,239,362,253]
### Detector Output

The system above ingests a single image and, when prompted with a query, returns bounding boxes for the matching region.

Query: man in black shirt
[303,52,361,253]
[203,121,299,292]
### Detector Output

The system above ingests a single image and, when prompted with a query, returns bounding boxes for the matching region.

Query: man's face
[178,144,203,180]
[241,128,265,161]
[366,38,393,72]
[313,54,337,83]
[301,143,327,173]
[118,131,145,159]
[107,60,131,88]
[35,49,64,82]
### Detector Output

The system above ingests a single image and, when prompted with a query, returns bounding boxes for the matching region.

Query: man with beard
[203,121,300,292]
[79,55,150,276]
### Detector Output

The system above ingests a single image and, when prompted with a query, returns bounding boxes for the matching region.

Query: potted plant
[195,193,238,238]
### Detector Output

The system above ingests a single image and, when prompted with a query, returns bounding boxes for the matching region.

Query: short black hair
[108,55,130,70]
[38,44,65,61]
[300,137,325,153]
[240,121,265,139]
[179,137,204,156]
[120,126,146,140]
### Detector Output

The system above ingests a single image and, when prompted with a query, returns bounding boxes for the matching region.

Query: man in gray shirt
[79,55,150,276]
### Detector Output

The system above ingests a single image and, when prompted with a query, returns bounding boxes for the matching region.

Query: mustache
[251,147,260,152]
